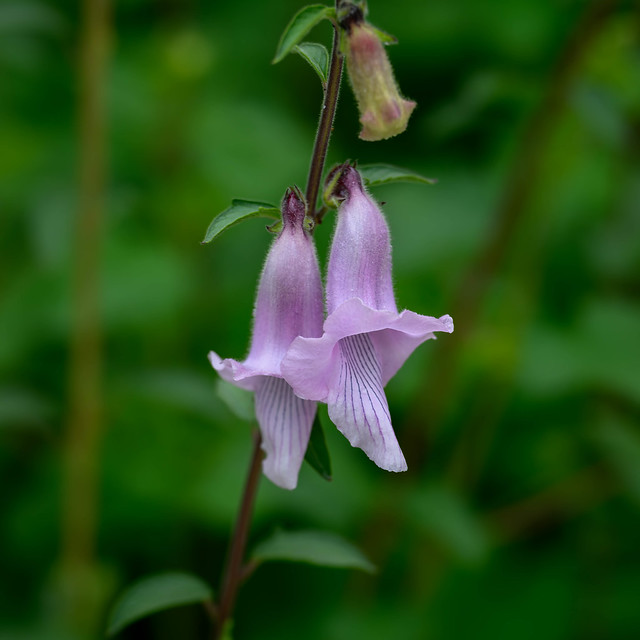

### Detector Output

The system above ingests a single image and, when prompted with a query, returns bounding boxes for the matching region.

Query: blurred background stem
[405,0,620,469]
[59,0,110,633]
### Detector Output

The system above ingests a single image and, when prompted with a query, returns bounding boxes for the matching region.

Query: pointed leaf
[266,219,283,234]
[202,200,280,244]
[252,530,375,573]
[304,411,332,480]
[371,26,397,45]
[358,164,437,187]
[107,572,212,636]
[273,5,335,64]
[295,42,329,87]
[215,379,254,422]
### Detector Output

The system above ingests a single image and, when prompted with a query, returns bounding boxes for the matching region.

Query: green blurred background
[2,0,639,638]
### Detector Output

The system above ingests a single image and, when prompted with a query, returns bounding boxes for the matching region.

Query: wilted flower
[282,165,453,471]
[209,188,324,490]
[341,4,416,141]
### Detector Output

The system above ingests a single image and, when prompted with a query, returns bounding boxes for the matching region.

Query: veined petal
[281,299,454,400]
[328,334,407,472]
[254,376,316,490]
[370,311,453,385]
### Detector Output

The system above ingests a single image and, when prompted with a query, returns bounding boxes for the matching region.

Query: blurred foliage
[1,0,639,638]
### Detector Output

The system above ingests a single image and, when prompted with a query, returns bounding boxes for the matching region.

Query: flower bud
[342,12,416,141]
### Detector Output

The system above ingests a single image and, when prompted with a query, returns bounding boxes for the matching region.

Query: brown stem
[487,465,614,543]
[59,0,109,633]
[305,20,344,221]
[214,431,263,639]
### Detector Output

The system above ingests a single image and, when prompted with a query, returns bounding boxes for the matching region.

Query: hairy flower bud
[343,13,416,141]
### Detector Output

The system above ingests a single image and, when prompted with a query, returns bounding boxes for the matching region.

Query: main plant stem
[213,13,345,637]
[214,431,263,639]
[305,18,344,220]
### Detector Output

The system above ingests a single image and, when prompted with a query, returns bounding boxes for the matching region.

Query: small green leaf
[371,26,397,45]
[266,219,283,234]
[295,42,329,87]
[107,572,212,637]
[215,379,254,422]
[252,530,375,573]
[304,411,332,480]
[358,164,437,187]
[202,200,280,244]
[273,5,335,64]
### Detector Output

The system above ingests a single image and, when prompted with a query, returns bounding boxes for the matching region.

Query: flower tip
[439,314,454,333]
[358,98,416,141]
[208,350,222,369]
[324,162,364,205]
[263,463,298,490]
[281,186,306,229]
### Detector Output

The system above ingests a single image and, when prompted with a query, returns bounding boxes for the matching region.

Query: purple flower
[208,188,323,489]
[282,165,453,472]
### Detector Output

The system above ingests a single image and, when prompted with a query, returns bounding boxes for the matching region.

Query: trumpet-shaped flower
[282,165,453,472]
[342,10,416,141]
[208,188,323,490]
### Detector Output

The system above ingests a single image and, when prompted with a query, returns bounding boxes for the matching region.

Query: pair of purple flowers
[209,165,453,489]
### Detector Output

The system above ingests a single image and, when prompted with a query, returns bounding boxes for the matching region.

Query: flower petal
[328,334,407,472]
[370,311,454,385]
[280,333,337,402]
[254,376,316,490]
[208,351,264,391]
[281,300,454,399]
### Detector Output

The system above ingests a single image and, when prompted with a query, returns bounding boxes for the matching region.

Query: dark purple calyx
[281,186,306,229]
[325,162,364,204]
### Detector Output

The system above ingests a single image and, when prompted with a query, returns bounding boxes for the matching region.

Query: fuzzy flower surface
[282,165,453,472]
[208,188,323,490]
[342,11,416,141]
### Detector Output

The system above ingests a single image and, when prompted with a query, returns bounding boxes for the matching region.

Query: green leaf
[371,26,397,45]
[294,42,329,87]
[202,199,280,244]
[215,378,254,422]
[252,529,375,573]
[273,5,335,64]
[107,572,213,637]
[358,164,437,187]
[304,411,332,480]
[266,219,283,234]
